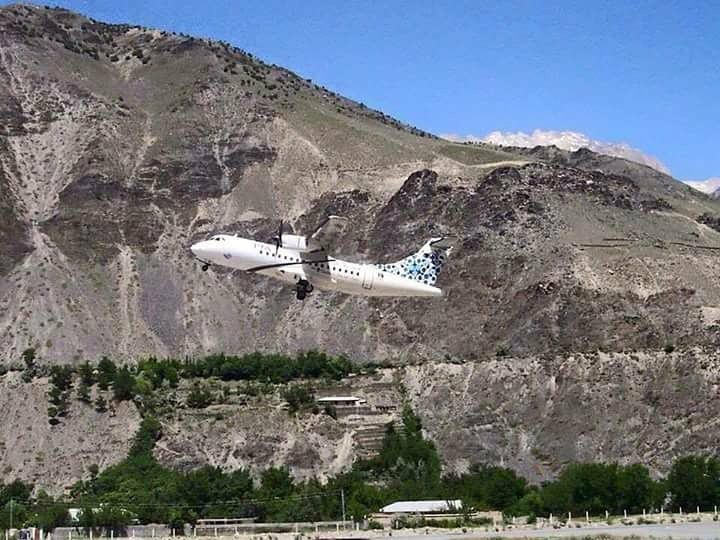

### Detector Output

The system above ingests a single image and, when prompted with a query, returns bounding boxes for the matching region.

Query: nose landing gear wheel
[201,264,209,272]
[295,279,312,300]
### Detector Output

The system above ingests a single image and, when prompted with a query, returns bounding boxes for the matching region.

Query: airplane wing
[309,215,349,251]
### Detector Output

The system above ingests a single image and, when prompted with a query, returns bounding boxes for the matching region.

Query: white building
[316,396,367,407]
[379,500,463,514]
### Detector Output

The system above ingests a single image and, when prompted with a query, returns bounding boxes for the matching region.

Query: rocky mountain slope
[4,347,719,493]
[3,4,720,491]
[2,5,720,365]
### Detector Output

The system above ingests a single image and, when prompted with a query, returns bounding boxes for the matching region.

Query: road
[374,521,720,539]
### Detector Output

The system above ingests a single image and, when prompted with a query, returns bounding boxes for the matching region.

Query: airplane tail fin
[380,237,453,286]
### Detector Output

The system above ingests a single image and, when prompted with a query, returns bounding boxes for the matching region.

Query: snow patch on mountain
[684,177,720,195]
[442,129,671,175]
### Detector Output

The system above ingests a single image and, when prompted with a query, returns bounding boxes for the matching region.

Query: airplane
[190,216,452,300]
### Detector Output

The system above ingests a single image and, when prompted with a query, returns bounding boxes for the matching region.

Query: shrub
[281,384,315,414]
[94,395,108,413]
[78,361,96,386]
[186,382,213,409]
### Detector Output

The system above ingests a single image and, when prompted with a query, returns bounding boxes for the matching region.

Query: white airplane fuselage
[191,235,443,297]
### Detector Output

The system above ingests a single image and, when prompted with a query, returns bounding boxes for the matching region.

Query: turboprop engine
[279,234,321,251]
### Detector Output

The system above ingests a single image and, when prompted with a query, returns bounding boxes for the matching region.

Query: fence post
[586,511,589,523]
[605,510,609,521]
[549,513,553,525]
[697,506,700,516]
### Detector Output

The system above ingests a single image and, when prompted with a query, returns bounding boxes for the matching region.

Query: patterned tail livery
[376,237,452,286]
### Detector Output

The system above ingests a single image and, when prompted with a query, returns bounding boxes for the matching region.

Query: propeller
[272,220,284,255]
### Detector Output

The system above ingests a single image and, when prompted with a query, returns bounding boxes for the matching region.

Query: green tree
[94,501,133,537]
[129,417,162,457]
[48,365,74,422]
[112,367,136,401]
[21,347,37,382]
[371,405,442,497]
[616,463,660,513]
[97,357,117,390]
[78,361,96,386]
[77,382,92,403]
[667,455,720,511]
[76,505,97,533]
[259,467,294,498]
[30,491,69,532]
[452,465,527,511]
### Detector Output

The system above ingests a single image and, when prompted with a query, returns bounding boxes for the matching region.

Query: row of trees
[4,406,720,534]
[20,351,358,419]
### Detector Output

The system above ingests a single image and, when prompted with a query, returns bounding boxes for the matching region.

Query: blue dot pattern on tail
[375,238,451,286]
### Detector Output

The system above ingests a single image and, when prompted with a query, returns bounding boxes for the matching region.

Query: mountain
[2,3,720,364]
[3,4,720,491]
[444,129,671,175]
[685,177,720,197]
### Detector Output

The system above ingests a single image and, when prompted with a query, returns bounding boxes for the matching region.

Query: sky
[7,0,720,179]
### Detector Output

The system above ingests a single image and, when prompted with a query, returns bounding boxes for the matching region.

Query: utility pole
[340,489,346,528]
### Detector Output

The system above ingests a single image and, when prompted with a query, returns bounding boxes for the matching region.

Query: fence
[46,521,355,540]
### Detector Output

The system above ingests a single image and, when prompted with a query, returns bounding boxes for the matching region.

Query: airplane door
[361,265,374,290]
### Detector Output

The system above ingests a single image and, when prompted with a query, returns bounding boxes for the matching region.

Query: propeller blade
[275,220,283,254]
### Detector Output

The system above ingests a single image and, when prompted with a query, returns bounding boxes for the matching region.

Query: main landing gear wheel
[295,279,313,300]
[201,264,209,272]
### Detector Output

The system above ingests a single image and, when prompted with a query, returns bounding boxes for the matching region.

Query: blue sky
[9,0,720,179]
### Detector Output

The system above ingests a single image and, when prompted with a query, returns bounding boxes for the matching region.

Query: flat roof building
[316,396,367,406]
[379,500,463,514]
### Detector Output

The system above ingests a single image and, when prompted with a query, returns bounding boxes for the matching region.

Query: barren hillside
[2,4,720,491]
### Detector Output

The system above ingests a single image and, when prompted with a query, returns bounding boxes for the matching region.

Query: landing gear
[295,279,313,300]
[201,264,209,272]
